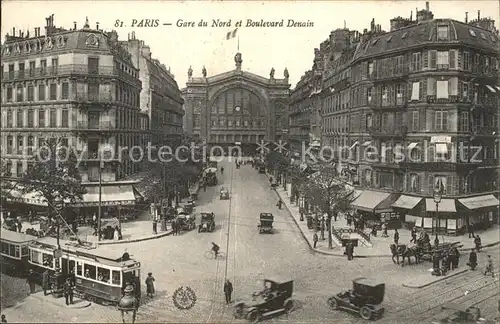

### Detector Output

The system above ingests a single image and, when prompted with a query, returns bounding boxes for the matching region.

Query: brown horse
[390,244,420,266]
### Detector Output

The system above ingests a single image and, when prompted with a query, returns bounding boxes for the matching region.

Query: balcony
[76,150,120,164]
[370,97,408,110]
[368,125,408,138]
[75,93,113,110]
[426,95,460,104]
[2,64,140,86]
[398,161,480,172]
[373,65,409,82]
[75,121,113,130]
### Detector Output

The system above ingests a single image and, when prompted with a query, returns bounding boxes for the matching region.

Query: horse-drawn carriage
[390,240,463,266]
[327,277,385,320]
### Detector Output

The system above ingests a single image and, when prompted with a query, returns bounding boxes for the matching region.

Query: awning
[458,194,500,210]
[425,198,456,212]
[392,195,422,210]
[374,193,401,213]
[485,85,496,93]
[349,141,359,150]
[7,188,48,206]
[407,142,419,150]
[362,141,371,146]
[351,190,391,213]
[435,143,448,154]
[72,185,137,207]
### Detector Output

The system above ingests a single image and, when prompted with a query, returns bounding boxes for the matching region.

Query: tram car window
[1,228,37,277]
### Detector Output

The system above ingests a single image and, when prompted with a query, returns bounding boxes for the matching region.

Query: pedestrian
[468,249,478,270]
[26,269,36,294]
[484,255,494,278]
[16,221,22,233]
[474,235,482,252]
[320,219,325,240]
[1,314,6,323]
[69,269,76,287]
[313,232,318,248]
[299,207,304,222]
[152,219,157,235]
[381,222,388,238]
[113,226,120,241]
[276,199,282,210]
[63,278,73,305]
[346,241,354,261]
[393,229,399,245]
[223,279,233,304]
[451,247,460,270]
[346,215,352,227]
[468,221,475,238]
[410,227,417,243]
[145,272,155,298]
[42,269,50,296]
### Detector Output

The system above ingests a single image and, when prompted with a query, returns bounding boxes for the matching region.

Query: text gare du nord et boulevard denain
[113,18,315,28]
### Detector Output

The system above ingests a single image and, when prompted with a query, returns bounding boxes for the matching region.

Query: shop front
[424,198,458,235]
[392,195,423,229]
[458,194,500,231]
[350,190,401,229]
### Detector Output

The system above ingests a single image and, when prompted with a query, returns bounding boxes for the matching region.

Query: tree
[265,151,289,175]
[300,166,355,249]
[21,138,86,219]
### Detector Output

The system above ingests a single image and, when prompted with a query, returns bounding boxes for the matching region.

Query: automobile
[233,278,295,323]
[431,304,495,323]
[176,213,196,231]
[220,187,229,200]
[327,277,385,320]
[204,171,218,186]
[198,212,215,233]
[258,213,274,234]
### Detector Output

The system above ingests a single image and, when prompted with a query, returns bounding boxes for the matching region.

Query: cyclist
[220,167,224,175]
[211,242,220,259]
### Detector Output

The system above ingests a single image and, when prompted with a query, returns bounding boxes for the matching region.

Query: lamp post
[118,283,139,323]
[433,185,442,247]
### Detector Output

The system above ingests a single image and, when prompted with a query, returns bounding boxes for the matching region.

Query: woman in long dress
[146,272,155,298]
[113,226,120,241]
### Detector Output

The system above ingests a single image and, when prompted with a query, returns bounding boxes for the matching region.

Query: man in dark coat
[223,280,233,304]
[410,227,417,243]
[346,241,354,261]
[63,278,73,305]
[393,229,399,245]
[450,247,460,270]
[474,235,482,252]
[276,199,282,210]
[468,249,478,270]
[313,232,319,248]
[26,269,36,294]
[42,270,50,296]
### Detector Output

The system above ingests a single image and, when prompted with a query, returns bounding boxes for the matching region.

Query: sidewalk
[272,182,500,257]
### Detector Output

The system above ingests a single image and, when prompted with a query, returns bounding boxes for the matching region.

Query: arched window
[211,88,264,118]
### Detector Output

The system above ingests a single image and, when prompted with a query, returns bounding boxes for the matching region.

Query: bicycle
[204,249,226,260]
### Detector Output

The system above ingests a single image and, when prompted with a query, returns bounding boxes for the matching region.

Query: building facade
[182,53,290,154]
[1,16,147,211]
[121,32,184,148]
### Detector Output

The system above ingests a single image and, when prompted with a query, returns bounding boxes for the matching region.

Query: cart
[258,213,274,234]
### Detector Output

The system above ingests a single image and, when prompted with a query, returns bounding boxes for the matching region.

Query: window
[27,136,34,155]
[29,250,41,264]
[409,174,420,193]
[449,77,458,96]
[411,82,420,101]
[219,119,225,127]
[368,62,374,76]
[366,114,372,128]
[112,270,121,285]
[435,111,448,131]
[382,113,389,127]
[211,120,216,127]
[244,120,249,127]
[382,86,388,103]
[27,85,34,101]
[16,161,23,176]
[84,264,97,279]
[6,87,13,102]
[18,63,25,78]
[49,109,57,127]
[396,84,404,103]
[463,51,470,70]
[236,120,241,127]
[88,57,99,74]
[462,82,469,99]
[97,267,110,283]
[437,51,449,67]
[49,83,57,100]
[411,111,419,130]
[367,87,373,103]
[6,136,13,154]
[38,84,45,101]
[27,110,34,127]
[437,25,449,40]
[61,109,69,127]
[76,262,83,276]
[436,80,449,99]
[61,82,69,99]
[16,110,23,127]
[427,78,436,95]
[411,53,421,71]
[459,111,469,132]
[51,58,58,74]
[429,50,437,69]
[88,84,99,100]
[29,61,35,76]
[40,59,47,75]
[38,109,45,127]
[16,85,24,102]
[193,115,200,128]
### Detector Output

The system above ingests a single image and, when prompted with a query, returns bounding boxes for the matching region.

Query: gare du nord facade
[291,9,500,235]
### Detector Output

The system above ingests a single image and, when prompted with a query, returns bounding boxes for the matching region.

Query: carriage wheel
[284,299,294,313]
[247,310,261,323]
[360,306,372,320]
[327,297,338,310]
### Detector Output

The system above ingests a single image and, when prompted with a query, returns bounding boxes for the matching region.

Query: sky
[2,1,499,89]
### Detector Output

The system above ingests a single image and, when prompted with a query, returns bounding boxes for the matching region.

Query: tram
[28,236,141,305]
[0,228,37,276]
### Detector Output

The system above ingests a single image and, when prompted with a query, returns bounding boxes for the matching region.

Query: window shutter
[427,78,436,95]
[419,80,425,100]
[429,50,437,69]
[416,175,421,192]
[457,50,462,69]
[446,176,453,195]
[428,144,435,162]
[428,175,434,194]
[449,77,458,96]
[423,51,429,69]
[458,81,463,100]
[361,62,367,80]
[446,111,453,131]
[449,50,457,69]
[419,107,426,130]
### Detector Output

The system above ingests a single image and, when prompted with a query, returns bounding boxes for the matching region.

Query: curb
[29,294,92,309]
[402,268,468,289]
[97,230,173,246]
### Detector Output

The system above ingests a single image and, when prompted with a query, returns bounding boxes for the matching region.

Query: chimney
[465,12,468,23]
[74,21,77,30]
[478,10,480,20]
[96,22,99,30]
[410,11,413,21]
[426,2,429,11]
[19,30,21,37]
[12,27,15,36]
[51,14,54,27]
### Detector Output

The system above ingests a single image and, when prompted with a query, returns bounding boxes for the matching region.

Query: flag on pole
[226,28,238,40]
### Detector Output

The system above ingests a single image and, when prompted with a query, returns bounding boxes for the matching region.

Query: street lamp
[433,183,443,247]
[118,283,139,323]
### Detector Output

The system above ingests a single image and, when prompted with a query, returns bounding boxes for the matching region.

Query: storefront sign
[430,136,451,143]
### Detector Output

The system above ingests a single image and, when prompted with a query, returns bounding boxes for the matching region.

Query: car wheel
[247,310,260,323]
[360,306,372,320]
[327,297,338,310]
[284,299,294,313]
